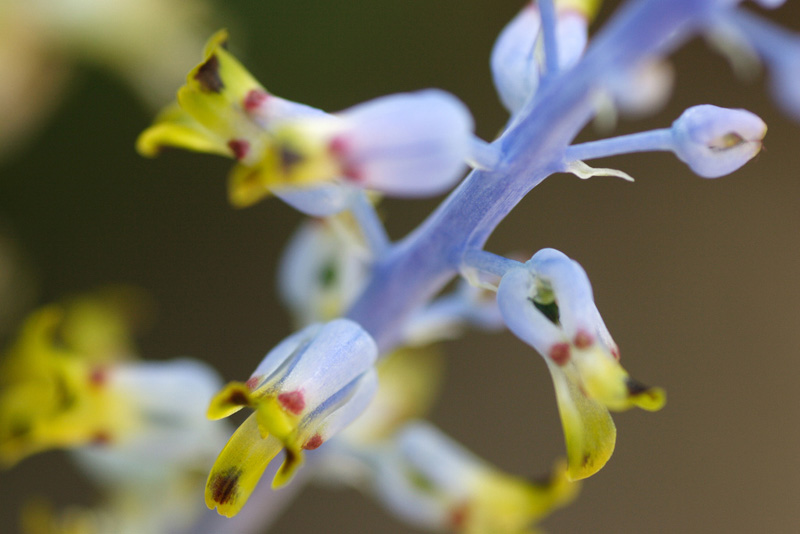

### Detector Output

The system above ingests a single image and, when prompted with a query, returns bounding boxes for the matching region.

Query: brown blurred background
[1,0,799,532]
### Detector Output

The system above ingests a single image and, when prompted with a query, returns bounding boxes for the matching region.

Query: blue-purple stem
[346,0,728,353]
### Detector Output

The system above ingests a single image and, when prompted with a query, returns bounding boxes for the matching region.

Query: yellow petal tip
[207,381,253,420]
[629,383,666,412]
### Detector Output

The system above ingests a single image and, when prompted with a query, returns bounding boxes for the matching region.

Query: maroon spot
[91,431,112,445]
[278,390,305,414]
[449,503,470,529]
[549,343,571,366]
[243,89,269,111]
[341,164,364,183]
[228,139,250,160]
[626,378,651,397]
[194,55,224,93]
[611,346,621,361]
[210,468,241,505]
[279,145,304,174]
[89,367,107,387]
[228,389,249,406]
[302,434,324,450]
[328,136,349,156]
[574,330,594,349]
[245,376,259,390]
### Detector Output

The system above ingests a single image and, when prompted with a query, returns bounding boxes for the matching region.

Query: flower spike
[497,248,665,480]
[205,319,378,517]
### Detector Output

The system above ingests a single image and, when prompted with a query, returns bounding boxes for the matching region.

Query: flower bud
[491,1,595,114]
[670,104,766,178]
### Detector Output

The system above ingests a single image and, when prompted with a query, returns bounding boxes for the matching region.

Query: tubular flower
[138,31,474,211]
[205,319,378,517]
[230,89,474,203]
[497,248,665,481]
[366,421,578,534]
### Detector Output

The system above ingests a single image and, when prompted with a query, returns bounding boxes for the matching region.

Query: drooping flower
[228,89,474,203]
[138,31,475,212]
[346,421,578,534]
[0,290,230,534]
[205,318,378,517]
[497,248,665,480]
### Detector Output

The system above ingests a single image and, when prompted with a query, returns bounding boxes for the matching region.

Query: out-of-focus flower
[278,213,371,327]
[355,422,578,534]
[597,58,675,126]
[205,319,378,517]
[138,32,474,212]
[0,290,230,534]
[337,346,445,445]
[0,0,214,159]
[402,280,505,346]
[491,0,600,115]
[497,249,665,480]
[670,104,767,178]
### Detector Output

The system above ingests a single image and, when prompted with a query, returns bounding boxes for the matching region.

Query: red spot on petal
[328,136,349,156]
[611,346,621,361]
[342,164,364,183]
[449,503,470,529]
[574,330,594,349]
[91,431,112,445]
[549,343,571,366]
[328,136,363,182]
[303,434,324,450]
[228,139,250,160]
[243,89,269,111]
[89,367,107,387]
[245,376,260,390]
[278,390,305,415]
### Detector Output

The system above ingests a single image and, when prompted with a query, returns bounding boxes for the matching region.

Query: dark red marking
[228,139,250,160]
[449,503,470,529]
[210,467,241,505]
[611,346,621,361]
[245,376,260,390]
[228,389,249,406]
[341,164,364,183]
[279,145,304,174]
[328,137,363,182]
[91,431,112,445]
[549,343,571,366]
[302,434,324,450]
[243,89,269,111]
[574,330,594,349]
[278,390,305,414]
[194,55,224,93]
[328,136,349,156]
[89,366,107,387]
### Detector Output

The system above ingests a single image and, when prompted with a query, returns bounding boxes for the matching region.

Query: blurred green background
[1,0,800,532]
